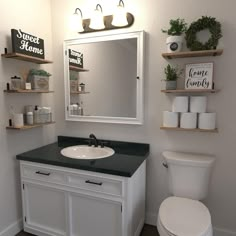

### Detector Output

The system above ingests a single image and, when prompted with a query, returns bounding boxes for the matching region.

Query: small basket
[34,113,52,124]
[29,75,49,91]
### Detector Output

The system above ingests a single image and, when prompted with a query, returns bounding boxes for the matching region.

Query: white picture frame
[185,62,214,90]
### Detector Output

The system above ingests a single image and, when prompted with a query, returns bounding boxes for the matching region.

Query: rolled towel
[198,113,216,130]
[180,112,197,129]
[172,96,189,112]
[163,111,179,128]
[190,96,207,113]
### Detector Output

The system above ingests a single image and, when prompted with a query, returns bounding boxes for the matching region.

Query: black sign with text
[69,49,83,68]
[11,29,45,59]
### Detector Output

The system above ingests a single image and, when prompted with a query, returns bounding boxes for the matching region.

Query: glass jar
[79,83,85,92]
[11,76,22,90]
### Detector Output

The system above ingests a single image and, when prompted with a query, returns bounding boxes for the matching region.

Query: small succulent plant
[162,18,188,36]
[164,64,183,81]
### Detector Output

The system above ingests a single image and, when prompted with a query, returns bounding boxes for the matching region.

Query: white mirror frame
[63,30,144,125]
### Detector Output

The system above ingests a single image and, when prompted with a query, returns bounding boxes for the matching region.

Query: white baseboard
[134,217,145,236]
[0,219,22,236]
[1,215,236,236]
[145,212,157,226]
[145,211,236,236]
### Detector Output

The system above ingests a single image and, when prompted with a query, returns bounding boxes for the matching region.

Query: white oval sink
[60,145,115,160]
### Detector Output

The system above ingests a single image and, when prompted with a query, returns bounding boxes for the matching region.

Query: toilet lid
[159,196,211,236]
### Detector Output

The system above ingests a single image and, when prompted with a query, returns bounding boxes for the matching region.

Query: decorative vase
[166,36,184,53]
[165,80,177,90]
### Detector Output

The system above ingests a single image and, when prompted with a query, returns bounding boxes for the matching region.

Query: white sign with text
[185,62,214,90]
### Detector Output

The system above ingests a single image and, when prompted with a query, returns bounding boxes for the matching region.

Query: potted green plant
[27,69,51,91]
[163,64,183,90]
[162,18,188,53]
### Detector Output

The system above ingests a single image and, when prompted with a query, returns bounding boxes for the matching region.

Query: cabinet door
[69,192,122,236]
[23,182,66,236]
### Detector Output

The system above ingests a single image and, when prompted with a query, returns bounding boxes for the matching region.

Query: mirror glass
[63,31,144,124]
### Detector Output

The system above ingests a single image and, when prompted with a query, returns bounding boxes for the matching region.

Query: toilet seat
[159,196,212,236]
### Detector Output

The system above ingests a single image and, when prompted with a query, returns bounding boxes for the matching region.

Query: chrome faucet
[89,133,99,147]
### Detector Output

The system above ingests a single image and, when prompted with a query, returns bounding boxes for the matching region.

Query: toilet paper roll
[198,113,216,130]
[180,112,197,129]
[13,113,24,127]
[190,96,207,113]
[163,111,179,127]
[172,96,189,112]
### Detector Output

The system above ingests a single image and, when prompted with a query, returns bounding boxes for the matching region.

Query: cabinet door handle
[35,171,51,176]
[85,180,103,186]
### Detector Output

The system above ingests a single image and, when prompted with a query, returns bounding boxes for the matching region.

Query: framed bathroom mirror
[63,31,144,124]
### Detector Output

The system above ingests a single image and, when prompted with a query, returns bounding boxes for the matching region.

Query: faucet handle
[100,141,109,148]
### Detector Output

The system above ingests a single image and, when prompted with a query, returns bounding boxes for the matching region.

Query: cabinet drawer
[68,174,122,196]
[21,164,66,184]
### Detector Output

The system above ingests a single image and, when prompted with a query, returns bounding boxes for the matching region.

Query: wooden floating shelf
[161,89,220,94]
[1,52,53,64]
[160,126,218,133]
[70,91,90,94]
[69,66,89,72]
[6,122,56,130]
[4,90,54,93]
[162,49,223,59]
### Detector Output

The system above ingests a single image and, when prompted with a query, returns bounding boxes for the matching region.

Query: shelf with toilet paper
[161,96,218,132]
[160,126,218,132]
[162,49,223,59]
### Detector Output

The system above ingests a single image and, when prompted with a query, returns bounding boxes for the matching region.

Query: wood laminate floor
[15,224,159,236]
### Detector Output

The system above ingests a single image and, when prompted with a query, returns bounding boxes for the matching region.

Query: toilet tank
[163,151,215,200]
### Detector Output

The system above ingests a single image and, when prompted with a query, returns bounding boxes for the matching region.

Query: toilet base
[157,213,213,236]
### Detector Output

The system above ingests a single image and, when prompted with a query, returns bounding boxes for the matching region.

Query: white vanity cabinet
[23,183,67,236]
[69,193,122,236]
[20,160,146,236]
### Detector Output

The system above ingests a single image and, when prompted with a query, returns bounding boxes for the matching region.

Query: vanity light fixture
[69,8,84,33]
[70,1,134,34]
[111,0,128,27]
[89,4,105,30]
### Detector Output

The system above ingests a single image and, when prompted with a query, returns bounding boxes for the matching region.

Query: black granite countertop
[16,136,149,177]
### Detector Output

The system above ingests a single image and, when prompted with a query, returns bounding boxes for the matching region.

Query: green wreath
[185,16,222,51]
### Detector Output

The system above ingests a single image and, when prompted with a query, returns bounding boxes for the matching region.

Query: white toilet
[157,151,215,236]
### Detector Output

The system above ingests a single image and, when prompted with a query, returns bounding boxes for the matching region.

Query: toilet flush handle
[162,162,168,168]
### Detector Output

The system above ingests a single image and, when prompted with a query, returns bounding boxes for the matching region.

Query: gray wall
[0,0,56,234]
[51,0,236,235]
[0,0,236,236]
